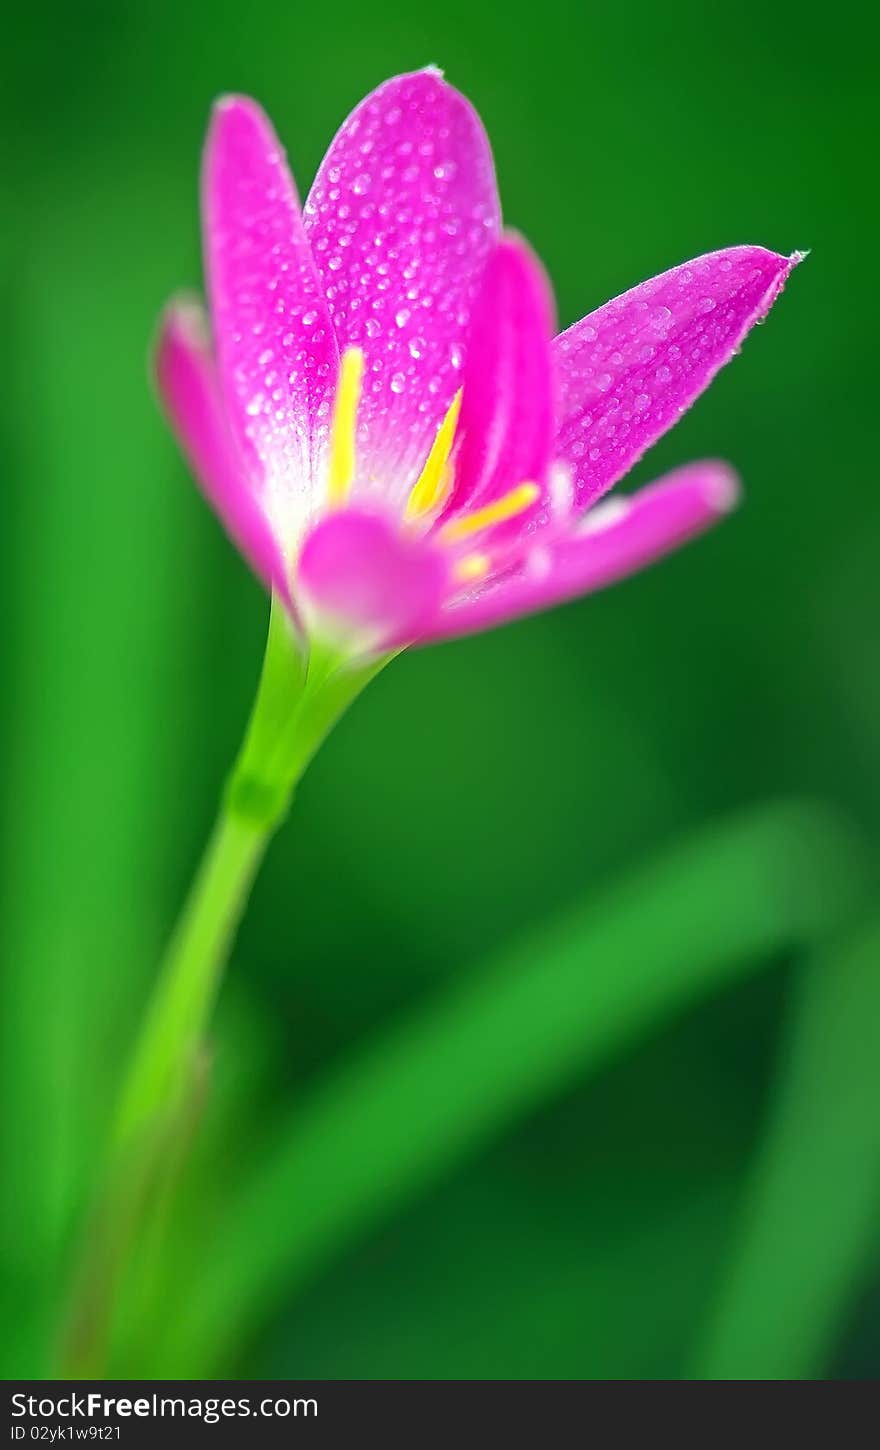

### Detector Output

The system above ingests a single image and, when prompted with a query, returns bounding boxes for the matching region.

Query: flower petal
[202,95,339,535]
[423,460,740,641]
[554,247,800,510]
[303,69,501,507]
[155,299,292,601]
[443,233,557,536]
[296,508,449,652]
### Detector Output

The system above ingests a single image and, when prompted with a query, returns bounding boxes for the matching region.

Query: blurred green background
[1,0,878,1380]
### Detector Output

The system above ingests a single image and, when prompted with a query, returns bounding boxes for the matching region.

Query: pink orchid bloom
[157,68,799,658]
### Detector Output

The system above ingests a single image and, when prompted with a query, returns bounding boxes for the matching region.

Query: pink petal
[303,69,501,508]
[296,508,450,652]
[155,299,292,601]
[423,460,740,642]
[202,95,339,532]
[443,234,557,536]
[555,247,800,510]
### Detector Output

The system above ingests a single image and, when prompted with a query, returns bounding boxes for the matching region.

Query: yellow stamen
[405,390,462,520]
[441,482,540,544]
[455,552,491,583]
[327,347,364,506]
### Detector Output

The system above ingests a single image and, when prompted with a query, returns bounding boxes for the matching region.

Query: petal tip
[159,292,208,346]
[211,92,261,118]
[153,296,210,402]
[701,462,742,514]
[495,230,557,330]
[205,93,277,159]
[720,245,801,326]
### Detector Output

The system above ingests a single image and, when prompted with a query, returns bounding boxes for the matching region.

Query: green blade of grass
[0,152,197,1375]
[692,917,880,1379]
[141,798,868,1374]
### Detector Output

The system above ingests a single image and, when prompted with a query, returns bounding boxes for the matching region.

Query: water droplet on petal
[650,305,672,333]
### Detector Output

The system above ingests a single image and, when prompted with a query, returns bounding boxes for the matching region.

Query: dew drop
[650,305,673,332]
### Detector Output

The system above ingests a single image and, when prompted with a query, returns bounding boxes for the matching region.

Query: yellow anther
[441,482,540,544]
[455,552,491,583]
[405,390,462,520]
[327,347,364,506]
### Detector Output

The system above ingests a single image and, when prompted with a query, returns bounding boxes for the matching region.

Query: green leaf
[140,799,868,1374]
[692,916,880,1379]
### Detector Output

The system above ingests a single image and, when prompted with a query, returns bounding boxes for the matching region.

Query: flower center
[325,346,539,572]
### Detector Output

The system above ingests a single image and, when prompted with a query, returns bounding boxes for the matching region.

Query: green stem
[111,598,304,1152]
[112,812,269,1150]
[60,598,387,1375]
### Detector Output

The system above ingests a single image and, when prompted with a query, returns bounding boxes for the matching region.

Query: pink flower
[157,69,799,656]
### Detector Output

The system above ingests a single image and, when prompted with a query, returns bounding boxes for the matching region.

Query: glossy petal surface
[155,300,291,599]
[304,70,501,506]
[203,96,339,536]
[554,248,798,510]
[445,234,557,539]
